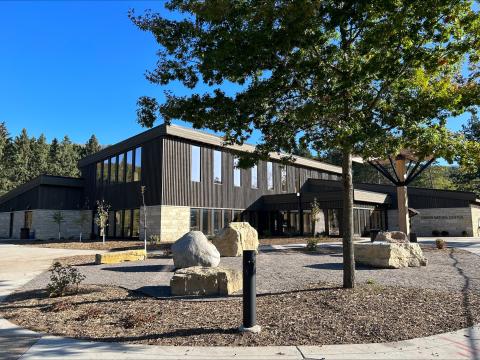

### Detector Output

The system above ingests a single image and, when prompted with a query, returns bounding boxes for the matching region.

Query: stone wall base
[140,205,190,243]
[387,207,475,237]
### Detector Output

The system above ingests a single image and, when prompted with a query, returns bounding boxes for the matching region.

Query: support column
[395,156,410,236]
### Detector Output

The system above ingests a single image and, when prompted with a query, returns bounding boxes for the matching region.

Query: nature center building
[1,124,479,241]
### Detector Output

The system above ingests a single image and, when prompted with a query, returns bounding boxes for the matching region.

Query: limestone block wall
[159,205,190,243]
[139,205,190,243]
[31,210,92,240]
[0,212,10,238]
[471,205,480,237]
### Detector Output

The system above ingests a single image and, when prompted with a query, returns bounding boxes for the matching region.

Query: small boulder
[171,231,220,269]
[170,266,242,296]
[355,242,427,269]
[212,222,259,257]
[375,231,409,243]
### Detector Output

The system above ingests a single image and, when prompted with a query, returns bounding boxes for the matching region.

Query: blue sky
[0,0,472,147]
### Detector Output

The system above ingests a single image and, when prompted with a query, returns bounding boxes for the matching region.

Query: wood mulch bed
[259,237,337,245]
[1,283,479,346]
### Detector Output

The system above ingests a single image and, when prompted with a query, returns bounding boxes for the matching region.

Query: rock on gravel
[171,231,220,269]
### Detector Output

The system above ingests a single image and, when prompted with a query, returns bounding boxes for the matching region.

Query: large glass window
[133,209,140,237]
[118,153,125,183]
[126,151,133,182]
[191,146,201,182]
[108,211,114,237]
[280,165,287,192]
[110,156,117,183]
[134,147,142,181]
[202,208,211,234]
[115,210,123,237]
[123,209,132,237]
[103,159,109,183]
[223,209,232,227]
[190,208,201,231]
[233,157,241,187]
[213,150,222,184]
[213,209,222,234]
[267,162,274,190]
[233,210,242,221]
[96,162,102,186]
[251,164,258,189]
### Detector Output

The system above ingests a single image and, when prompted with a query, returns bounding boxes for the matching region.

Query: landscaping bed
[259,236,337,246]
[1,283,479,346]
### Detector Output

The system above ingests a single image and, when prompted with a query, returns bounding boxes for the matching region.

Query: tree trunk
[342,149,355,288]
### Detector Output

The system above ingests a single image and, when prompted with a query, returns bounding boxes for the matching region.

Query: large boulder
[354,242,427,269]
[170,266,242,296]
[212,222,259,257]
[171,231,220,269]
[374,231,409,243]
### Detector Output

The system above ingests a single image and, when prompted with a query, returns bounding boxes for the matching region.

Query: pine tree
[0,122,12,194]
[10,129,33,188]
[48,138,62,175]
[30,134,50,178]
[83,135,101,157]
[56,136,80,177]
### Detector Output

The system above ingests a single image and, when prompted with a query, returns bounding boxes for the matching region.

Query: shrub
[149,235,161,245]
[462,230,468,237]
[47,262,85,297]
[306,238,319,251]
[435,239,446,250]
[365,278,376,285]
[432,230,441,236]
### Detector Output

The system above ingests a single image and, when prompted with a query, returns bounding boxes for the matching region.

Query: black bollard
[242,250,259,332]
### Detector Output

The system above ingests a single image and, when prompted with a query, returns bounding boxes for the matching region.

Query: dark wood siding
[161,136,340,210]
[0,186,84,211]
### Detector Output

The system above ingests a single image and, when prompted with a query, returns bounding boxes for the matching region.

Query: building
[1,124,479,240]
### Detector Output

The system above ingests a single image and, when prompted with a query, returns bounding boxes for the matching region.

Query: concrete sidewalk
[1,241,479,359]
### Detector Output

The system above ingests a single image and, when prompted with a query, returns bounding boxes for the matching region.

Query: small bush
[462,230,468,237]
[306,238,319,251]
[436,239,446,250]
[441,230,449,237]
[365,278,376,285]
[47,262,85,297]
[149,235,161,245]
[432,230,441,237]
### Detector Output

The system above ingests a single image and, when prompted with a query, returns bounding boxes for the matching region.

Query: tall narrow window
[118,153,125,183]
[126,150,133,182]
[190,208,201,231]
[191,146,201,182]
[202,208,211,234]
[103,159,109,183]
[96,162,102,186]
[267,162,274,190]
[233,157,241,187]
[213,209,222,234]
[134,147,142,181]
[280,165,287,192]
[115,210,123,237]
[132,209,140,237]
[223,209,232,227]
[110,156,117,183]
[108,211,114,237]
[213,150,222,184]
[251,164,258,189]
[123,209,132,237]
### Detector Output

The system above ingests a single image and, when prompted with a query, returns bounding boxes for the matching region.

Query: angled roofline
[78,124,342,174]
[0,175,84,206]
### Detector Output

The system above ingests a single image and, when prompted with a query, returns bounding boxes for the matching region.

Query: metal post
[240,250,261,333]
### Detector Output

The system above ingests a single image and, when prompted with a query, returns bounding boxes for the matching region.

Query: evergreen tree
[0,122,12,194]
[48,137,62,175]
[56,136,80,177]
[30,134,50,178]
[83,135,101,157]
[10,129,33,188]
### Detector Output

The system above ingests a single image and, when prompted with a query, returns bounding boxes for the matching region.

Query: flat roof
[78,124,342,174]
[0,175,84,206]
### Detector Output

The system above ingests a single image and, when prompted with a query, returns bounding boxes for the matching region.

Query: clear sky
[0,0,472,147]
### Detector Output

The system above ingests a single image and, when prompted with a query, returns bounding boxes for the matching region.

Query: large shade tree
[131,0,480,288]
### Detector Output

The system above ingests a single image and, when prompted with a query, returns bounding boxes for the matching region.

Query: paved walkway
[0,239,479,359]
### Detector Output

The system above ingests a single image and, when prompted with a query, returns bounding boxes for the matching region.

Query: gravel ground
[1,283,479,346]
[21,246,480,298]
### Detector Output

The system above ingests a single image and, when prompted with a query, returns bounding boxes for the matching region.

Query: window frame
[233,157,241,187]
[251,164,258,189]
[280,165,287,192]
[267,162,274,190]
[213,150,222,184]
[191,145,201,182]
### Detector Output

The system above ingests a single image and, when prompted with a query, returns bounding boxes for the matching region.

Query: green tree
[0,122,13,194]
[48,137,62,175]
[10,129,33,188]
[132,1,480,288]
[56,136,80,177]
[30,134,50,178]
[83,135,102,157]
